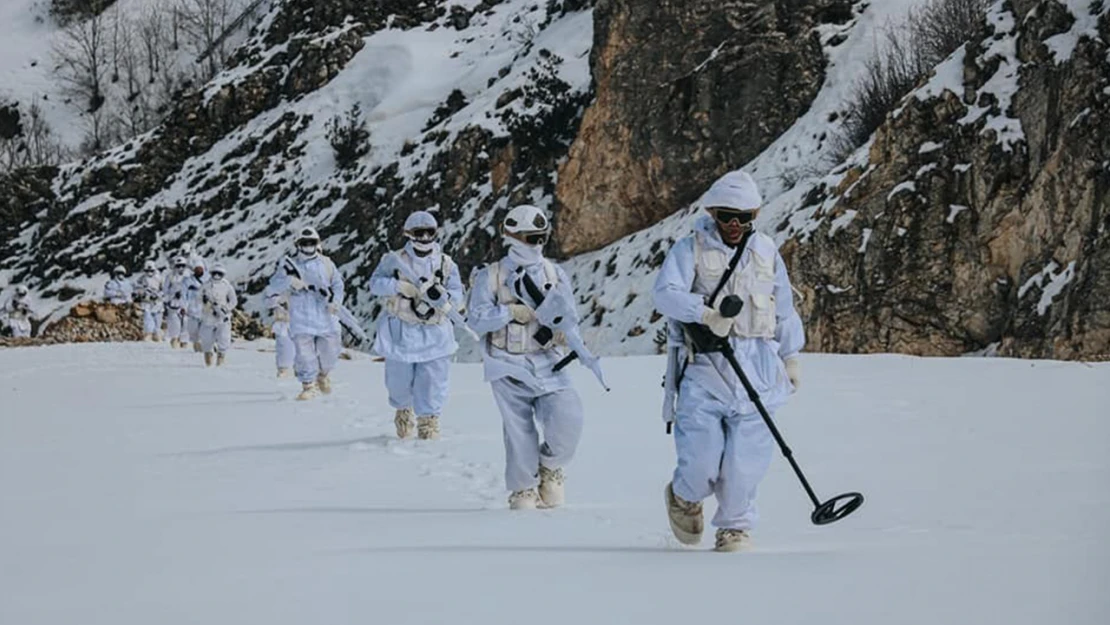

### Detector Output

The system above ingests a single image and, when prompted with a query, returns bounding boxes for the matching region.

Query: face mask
[506,237,544,267]
[411,240,435,254]
[299,244,318,257]
[212,273,225,281]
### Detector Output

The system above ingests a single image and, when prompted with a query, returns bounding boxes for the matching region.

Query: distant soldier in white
[163,257,192,348]
[180,242,206,273]
[184,260,209,352]
[466,205,586,510]
[266,227,345,401]
[103,265,133,304]
[267,293,295,378]
[2,285,34,338]
[199,264,237,367]
[133,260,165,342]
[654,171,804,552]
[368,211,464,441]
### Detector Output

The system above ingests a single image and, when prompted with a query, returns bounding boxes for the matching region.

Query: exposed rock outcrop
[781,0,1110,360]
[0,301,269,348]
[555,0,855,255]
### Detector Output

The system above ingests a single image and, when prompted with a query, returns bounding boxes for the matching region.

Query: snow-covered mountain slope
[0,0,930,354]
[1,0,596,337]
[0,0,258,157]
[3,0,1104,362]
[2,343,1108,624]
[774,0,1110,360]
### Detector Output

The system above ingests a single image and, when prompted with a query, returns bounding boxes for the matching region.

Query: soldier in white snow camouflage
[2,285,33,338]
[654,171,804,552]
[467,205,586,511]
[266,227,345,401]
[368,211,464,441]
[199,264,237,367]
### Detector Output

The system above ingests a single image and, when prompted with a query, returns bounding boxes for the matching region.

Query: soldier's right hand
[701,306,733,338]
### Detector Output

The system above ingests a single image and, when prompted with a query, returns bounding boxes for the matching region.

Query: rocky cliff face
[780,0,1109,360]
[555,0,854,256]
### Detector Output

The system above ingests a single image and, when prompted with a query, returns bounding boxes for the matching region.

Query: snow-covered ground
[2,343,1108,624]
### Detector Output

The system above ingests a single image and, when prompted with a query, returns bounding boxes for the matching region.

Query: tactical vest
[693,230,778,339]
[385,250,455,326]
[8,300,31,320]
[484,259,566,354]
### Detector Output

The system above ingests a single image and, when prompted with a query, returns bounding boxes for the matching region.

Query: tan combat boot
[665,482,704,546]
[714,529,752,553]
[416,415,440,440]
[509,488,539,510]
[296,382,317,401]
[538,465,565,508]
[394,408,415,439]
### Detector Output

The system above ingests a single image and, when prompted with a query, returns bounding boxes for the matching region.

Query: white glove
[509,304,535,324]
[289,277,307,291]
[396,280,420,299]
[701,306,733,338]
[784,357,801,390]
[327,302,338,315]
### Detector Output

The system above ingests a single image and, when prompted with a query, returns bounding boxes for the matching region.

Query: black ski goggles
[408,228,438,242]
[710,207,757,225]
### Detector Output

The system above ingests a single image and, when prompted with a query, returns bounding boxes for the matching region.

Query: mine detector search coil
[675,235,864,526]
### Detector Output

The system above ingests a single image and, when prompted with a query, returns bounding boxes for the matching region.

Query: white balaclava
[695,170,763,245]
[403,211,439,255]
[296,227,321,259]
[502,205,550,267]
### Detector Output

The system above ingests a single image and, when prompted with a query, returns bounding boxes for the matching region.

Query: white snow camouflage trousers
[672,381,775,531]
[187,316,203,344]
[142,307,164,337]
[273,321,295,370]
[294,333,340,384]
[200,320,232,354]
[8,318,31,338]
[384,357,450,417]
[491,377,584,492]
[166,308,187,342]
